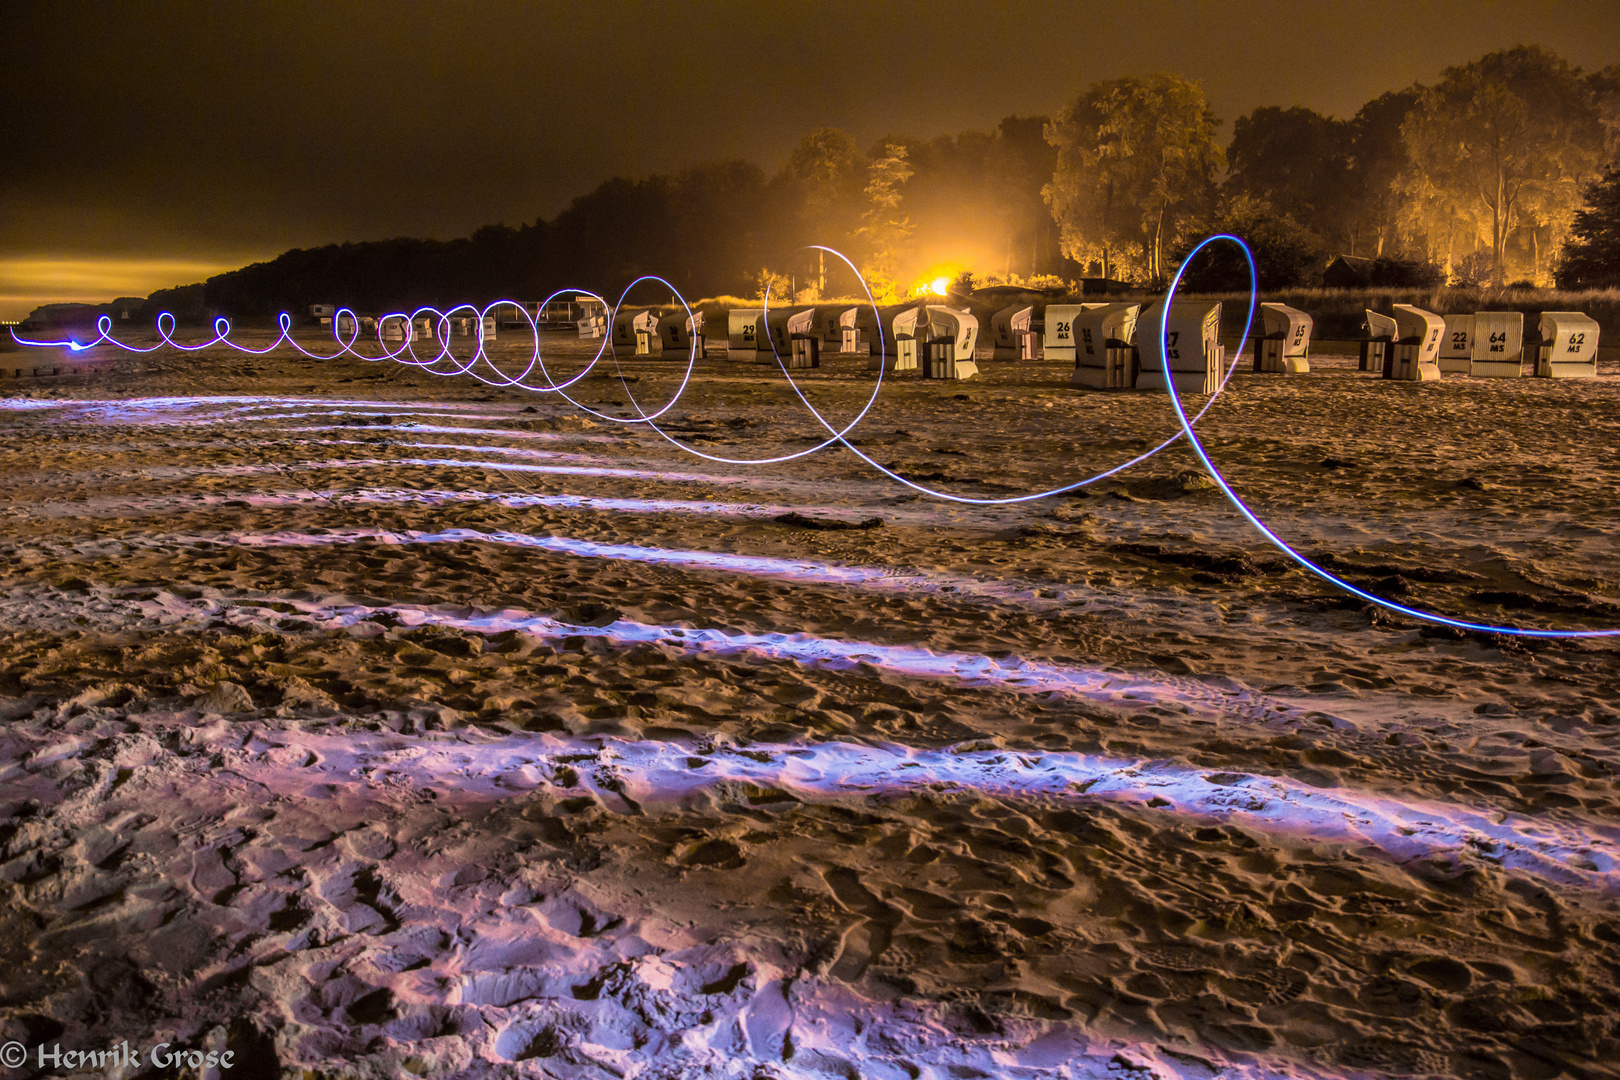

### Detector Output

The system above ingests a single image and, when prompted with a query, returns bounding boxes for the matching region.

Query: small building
[1321,256,1373,288]
[1077,277,1132,295]
[493,302,535,328]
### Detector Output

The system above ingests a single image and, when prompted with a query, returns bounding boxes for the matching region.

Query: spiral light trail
[11,241,1615,637]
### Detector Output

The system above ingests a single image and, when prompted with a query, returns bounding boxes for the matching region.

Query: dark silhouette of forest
[200,116,1070,319]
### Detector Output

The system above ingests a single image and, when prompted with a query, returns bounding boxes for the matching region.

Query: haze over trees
[172,45,1620,322]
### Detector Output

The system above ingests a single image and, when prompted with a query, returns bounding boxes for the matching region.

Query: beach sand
[1,330,1617,1079]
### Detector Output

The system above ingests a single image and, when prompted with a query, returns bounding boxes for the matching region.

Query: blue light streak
[1157,235,1619,639]
[215,526,1076,604]
[13,242,1615,636]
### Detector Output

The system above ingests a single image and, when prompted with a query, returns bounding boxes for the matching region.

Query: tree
[1344,90,1419,258]
[867,119,1063,292]
[778,128,866,291]
[751,267,793,302]
[1450,248,1496,288]
[1557,163,1620,288]
[856,142,914,301]
[1401,46,1605,284]
[1173,196,1325,291]
[1589,64,1620,161]
[1044,73,1224,282]
[1396,165,1480,275]
[992,116,1062,278]
[1226,106,1352,250]
[669,160,769,297]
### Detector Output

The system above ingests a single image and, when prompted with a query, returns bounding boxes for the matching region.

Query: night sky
[3,0,1617,319]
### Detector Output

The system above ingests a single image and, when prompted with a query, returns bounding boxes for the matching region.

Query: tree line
[197,45,1620,320]
[1049,46,1618,291]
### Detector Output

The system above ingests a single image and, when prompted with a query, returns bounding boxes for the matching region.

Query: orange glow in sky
[0,258,243,321]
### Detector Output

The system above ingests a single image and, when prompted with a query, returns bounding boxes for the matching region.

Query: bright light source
[930,277,951,296]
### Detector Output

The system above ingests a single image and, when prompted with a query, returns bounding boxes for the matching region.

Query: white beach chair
[921,306,979,380]
[1470,312,1524,378]
[727,308,764,360]
[1136,299,1223,394]
[1361,310,1396,372]
[1535,312,1600,378]
[1388,304,1444,381]
[1070,303,1139,389]
[1255,303,1311,374]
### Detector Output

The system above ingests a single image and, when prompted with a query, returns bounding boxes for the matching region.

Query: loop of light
[11,241,1615,638]
[1159,234,1617,639]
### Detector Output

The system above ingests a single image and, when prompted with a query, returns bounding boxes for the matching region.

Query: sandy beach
[1,330,1617,1080]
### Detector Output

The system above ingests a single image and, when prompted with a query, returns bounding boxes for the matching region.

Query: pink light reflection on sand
[129,587,1620,896]
[107,486,849,521]
[209,693,1620,898]
[212,527,1069,605]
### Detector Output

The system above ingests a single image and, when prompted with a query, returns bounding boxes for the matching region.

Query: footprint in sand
[821,866,902,981]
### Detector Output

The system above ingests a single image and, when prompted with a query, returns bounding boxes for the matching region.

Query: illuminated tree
[1396,166,1482,277]
[668,161,770,298]
[990,116,1063,279]
[1044,73,1223,282]
[1401,46,1604,284]
[1589,64,1620,160]
[751,267,793,302]
[857,142,914,301]
[867,117,1062,290]
[1173,195,1324,291]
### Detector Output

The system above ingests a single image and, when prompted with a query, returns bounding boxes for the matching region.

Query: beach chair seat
[1255,302,1311,374]
[1136,299,1223,395]
[1388,304,1444,381]
[1469,311,1524,378]
[1070,303,1139,389]
[1535,312,1599,378]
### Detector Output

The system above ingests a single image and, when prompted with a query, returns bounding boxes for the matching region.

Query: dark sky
[3,0,1616,316]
